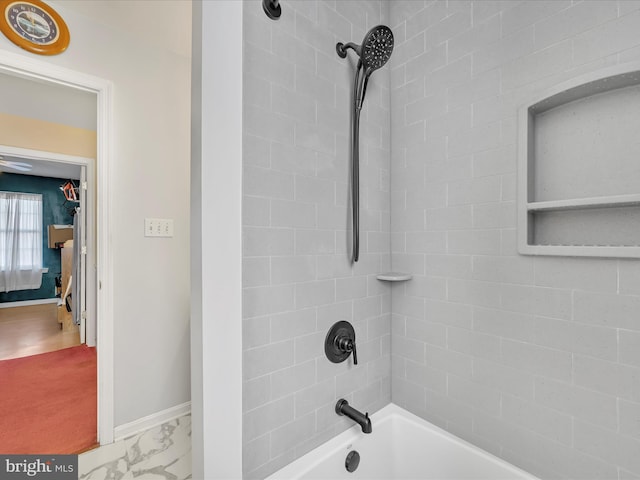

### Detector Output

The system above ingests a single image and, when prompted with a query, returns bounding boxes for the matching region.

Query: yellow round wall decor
[0,0,69,55]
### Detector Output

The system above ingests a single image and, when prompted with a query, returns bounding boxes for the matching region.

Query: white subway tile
[619,260,640,296]
[473,357,535,400]
[535,1,617,49]
[573,9,640,66]
[535,376,618,429]
[271,360,317,399]
[244,316,271,349]
[473,306,536,343]
[473,201,516,229]
[405,274,447,300]
[425,343,473,378]
[271,256,316,285]
[271,142,317,177]
[271,308,316,343]
[502,40,573,92]
[534,257,618,293]
[244,341,295,381]
[406,2,448,39]
[473,27,535,74]
[502,339,572,382]
[448,278,501,308]
[502,1,571,38]
[271,199,316,228]
[448,326,502,362]
[574,291,640,331]
[425,254,472,279]
[245,105,296,145]
[243,227,294,256]
[270,413,315,460]
[448,176,502,206]
[425,299,473,329]
[335,276,368,302]
[243,285,295,318]
[620,330,640,368]
[243,257,271,288]
[448,229,502,255]
[295,280,335,308]
[294,331,325,364]
[272,83,316,123]
[502,284,572,319]
[294,378,335,418]
[449,14,501,62]
[473,144,517,178]
[244,166,294,200]
[448,375,501,416]
[573,420,640,475]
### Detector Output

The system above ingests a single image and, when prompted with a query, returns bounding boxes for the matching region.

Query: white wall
[191,1,243,478]
[390,1,640,478]
[0,2,192,427]
[0,72,96,130]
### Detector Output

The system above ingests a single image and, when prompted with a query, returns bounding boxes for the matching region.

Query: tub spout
[335,399,372,434]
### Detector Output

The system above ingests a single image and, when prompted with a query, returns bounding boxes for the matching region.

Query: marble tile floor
[79,414,191,480]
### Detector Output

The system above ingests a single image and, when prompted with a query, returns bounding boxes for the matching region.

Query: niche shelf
[517,62,640,258]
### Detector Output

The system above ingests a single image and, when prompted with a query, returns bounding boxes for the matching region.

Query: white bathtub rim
[266,402,539,480]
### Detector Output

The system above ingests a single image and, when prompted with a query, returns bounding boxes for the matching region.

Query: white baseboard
[114,401,191,442]
[0,298,59,309]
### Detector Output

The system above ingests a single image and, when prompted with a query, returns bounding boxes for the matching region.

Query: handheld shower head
[336,25,394,74]
[337,25,394,108]
[336,25,394,263]
[360,25,394,74]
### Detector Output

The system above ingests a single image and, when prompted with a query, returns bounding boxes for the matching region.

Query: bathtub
[267,404,538,480]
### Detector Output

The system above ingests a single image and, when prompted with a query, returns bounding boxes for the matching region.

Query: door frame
[0,145,95,345]
[0,50,114,444]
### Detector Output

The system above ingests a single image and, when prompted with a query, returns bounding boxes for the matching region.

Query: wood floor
[0,303,80,360]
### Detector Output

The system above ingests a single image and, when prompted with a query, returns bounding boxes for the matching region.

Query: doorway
[0,147,95,347]
[0,52,114,445]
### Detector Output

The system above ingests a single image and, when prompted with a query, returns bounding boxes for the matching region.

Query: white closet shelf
[527,193,640,212]
[376,272,413,282]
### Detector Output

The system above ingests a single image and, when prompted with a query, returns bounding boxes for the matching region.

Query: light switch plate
[145,218,174,237]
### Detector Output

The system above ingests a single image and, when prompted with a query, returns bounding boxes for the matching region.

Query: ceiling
[0,154,81,180]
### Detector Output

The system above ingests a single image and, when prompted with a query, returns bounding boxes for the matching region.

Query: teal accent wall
[0,172,78,303]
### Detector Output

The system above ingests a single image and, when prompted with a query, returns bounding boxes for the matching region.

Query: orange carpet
[0,345,97,454]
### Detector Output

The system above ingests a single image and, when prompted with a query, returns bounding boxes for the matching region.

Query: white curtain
[0,192,43,292]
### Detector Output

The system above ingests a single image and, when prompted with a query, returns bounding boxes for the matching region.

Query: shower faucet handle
[336,335,358,365]
[325,321,358,365]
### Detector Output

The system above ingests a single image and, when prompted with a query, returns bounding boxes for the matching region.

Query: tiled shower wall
[242,1,391,477]
[391,1,640,479]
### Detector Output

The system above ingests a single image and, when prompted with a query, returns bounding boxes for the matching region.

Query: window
[0,192,43,292]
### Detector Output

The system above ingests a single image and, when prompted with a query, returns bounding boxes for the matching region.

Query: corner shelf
[376,272,412,282]
[517,61,640,258]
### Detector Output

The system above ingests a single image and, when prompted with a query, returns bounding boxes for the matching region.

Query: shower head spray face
[361,25,394,73]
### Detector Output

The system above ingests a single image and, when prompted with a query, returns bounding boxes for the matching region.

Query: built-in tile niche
[518,62,640,258]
